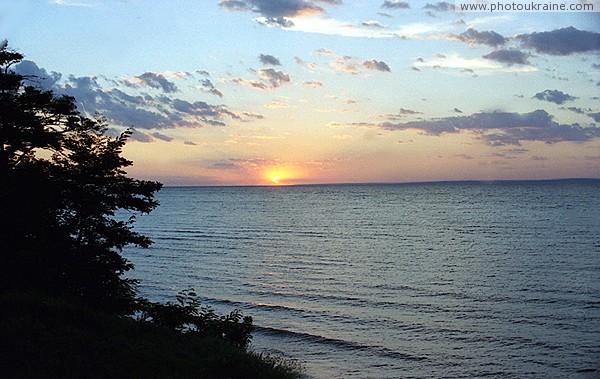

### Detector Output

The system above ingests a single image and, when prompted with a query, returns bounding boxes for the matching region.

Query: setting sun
[271,175,280,184]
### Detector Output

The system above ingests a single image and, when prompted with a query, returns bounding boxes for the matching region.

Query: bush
[137,289,254,348]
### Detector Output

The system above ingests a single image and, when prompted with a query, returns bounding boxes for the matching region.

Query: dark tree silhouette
[0,41,162,314]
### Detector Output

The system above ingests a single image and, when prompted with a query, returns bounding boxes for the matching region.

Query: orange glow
[263,166,305,186]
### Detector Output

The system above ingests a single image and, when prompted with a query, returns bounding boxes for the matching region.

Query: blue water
[122,180,600,378]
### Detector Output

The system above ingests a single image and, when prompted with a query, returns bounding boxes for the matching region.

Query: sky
[1,0,599,186]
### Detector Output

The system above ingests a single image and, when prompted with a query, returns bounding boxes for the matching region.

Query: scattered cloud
[424,2,455,12]
[381,1,410,10]
[302,80,324,87]
[588,112,600,122]
[50,0,96,8]
[483,49,530,65]
[414,53,536,73]
[533,89,577,105]
[331,56,361,74]
[362,20,388,28]
[315,48,335,56]
[193,78,224,97]
[517,26,600,56]
[448,28,507,47]
[334,109,600,146]
[362,59,391,72]
[218,0,341,28]
[259,54,282,66]
[123,72,178,93]
[380,108,423,121]
[228,68,291,90]
[151,132,174,142]
[16,60,262,132]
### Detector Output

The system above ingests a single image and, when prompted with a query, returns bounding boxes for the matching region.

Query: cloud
[259,54,282,66]
[483,49,530,65]
[315,48,335,56]
[258,68,291,88]
[381,1,410,9]
[330,56,361,74]
[380,108,423,120]
[228,68,291,90]
[130,129,153,143]
[414,53,536,73]
[302,81,324,87]
[517,27,600,56]
[449,28,507,47]
[219,0,341,28]
[362,20,388,28]
[123,72,178,93]
[14,60,62,91]
[533,89,577,105]
[424,2,455,11]
[150,132,174,142]
[362,59,391,72]
[51,0,96,8]
[193,78,224,97]
[336,109,600,146]
[588,112,600,122]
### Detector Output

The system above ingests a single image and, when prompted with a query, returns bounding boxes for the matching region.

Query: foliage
[0,292,303,379]
[0,41,162,314]
[0,42,290,376]
[137,289,254,348]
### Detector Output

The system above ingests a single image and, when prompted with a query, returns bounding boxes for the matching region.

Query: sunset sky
[2,0,599,185]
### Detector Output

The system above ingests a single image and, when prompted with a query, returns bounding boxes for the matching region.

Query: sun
[271,175,280,184]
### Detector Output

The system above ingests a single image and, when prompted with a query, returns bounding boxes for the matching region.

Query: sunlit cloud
[414,53,537,73]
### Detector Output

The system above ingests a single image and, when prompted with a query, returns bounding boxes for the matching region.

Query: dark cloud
[20,61,262,132]
[339,109,600,146]
[483,50,530,65]
[302,81,324,87]
[196,78,224,97]
[377,12,393,18]
[362,59,391,72]
[562,107,585,114]
[219,0,341,28]
[381,1,410,9]
[451,28,507,47]
[229,68,291,90]
[184,141,198,146]
[533,89,577,105]
[130,130,153,143]
[593,63,600,69]
[380,108,422,121]
[259,54,282,66]
[14,60,62,91]
[124,72,178,93]
[424,2,455,11]
[588,112,600,122]
[258,68,291,88]
[517,27,600,56]
[454,108,463,113]
[151,132,174,142]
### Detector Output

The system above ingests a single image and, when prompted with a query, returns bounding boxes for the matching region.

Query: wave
[254,326,428,361]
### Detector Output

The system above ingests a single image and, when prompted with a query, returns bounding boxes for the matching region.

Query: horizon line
[160,177,600,189]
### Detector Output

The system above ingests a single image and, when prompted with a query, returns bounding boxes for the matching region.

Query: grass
[0,292,303,379]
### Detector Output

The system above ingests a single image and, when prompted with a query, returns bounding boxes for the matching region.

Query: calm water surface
[123,181,600,378]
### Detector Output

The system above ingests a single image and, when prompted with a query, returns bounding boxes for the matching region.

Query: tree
[0,41,162,314]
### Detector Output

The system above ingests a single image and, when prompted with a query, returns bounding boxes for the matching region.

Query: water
[122,180,600,378]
